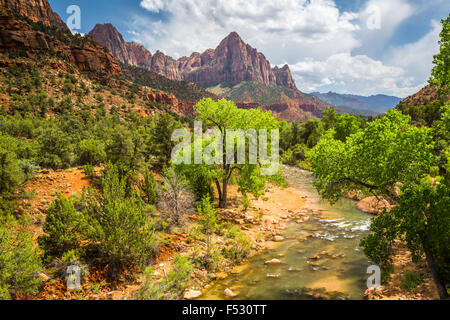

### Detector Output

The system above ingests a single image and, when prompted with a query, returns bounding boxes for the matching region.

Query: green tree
[429,14,450,92]
[198,195,219,266]
[307,110,435,204]
[0,148,24,196]
[148,113,182,170]
[361,182,449,299]
[194,98,278,208]
[138,168,158,206]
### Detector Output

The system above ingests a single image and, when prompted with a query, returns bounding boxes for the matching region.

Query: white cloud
[136,0,360,60]
[130,0,441,97]
[290,53,423,97]
[386,20,441,90]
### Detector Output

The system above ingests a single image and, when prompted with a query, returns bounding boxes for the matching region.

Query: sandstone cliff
[89,24,152,70]
[0,0,69,32]
[0,7,121,77]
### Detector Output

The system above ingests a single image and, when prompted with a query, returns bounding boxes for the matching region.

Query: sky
[48,0,450,98]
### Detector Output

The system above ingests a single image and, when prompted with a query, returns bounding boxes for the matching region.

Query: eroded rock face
[0,0,69,32]
[88,24,152,70]
[183,32,297,89]
[0,9,121,77]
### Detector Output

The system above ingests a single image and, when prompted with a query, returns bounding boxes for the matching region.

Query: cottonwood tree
[307,110,450,299]
[193,98,279,208]
[307,110,435,204]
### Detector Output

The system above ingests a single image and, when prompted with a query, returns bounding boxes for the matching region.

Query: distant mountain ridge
[312,91,403,114]
[88,23,335,122]
[89,24,297,90]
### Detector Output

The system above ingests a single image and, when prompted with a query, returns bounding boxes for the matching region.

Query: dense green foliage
[0,217,41,300]
[307,110,434,203]
[39,195,83,258]
[430,14,450,92]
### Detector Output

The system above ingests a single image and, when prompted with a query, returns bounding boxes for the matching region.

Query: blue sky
[49,0,450,97]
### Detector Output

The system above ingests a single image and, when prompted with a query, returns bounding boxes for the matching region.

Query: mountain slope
[312,91,402,114]
[396,84,448,108]
[0,6,121,78]
[0,0,69,32]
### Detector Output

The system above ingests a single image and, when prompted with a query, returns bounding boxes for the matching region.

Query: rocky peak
[88,23,152,69]
[273,64,296,90]
[0,0,69,32]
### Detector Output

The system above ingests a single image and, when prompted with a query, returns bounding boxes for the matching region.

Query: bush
[0,218,41,300]
[83,165,156,271]
[137,254,193,300]
[198,195,220,269]
[222,226,252,264]
[138,168,158,205]
[37,127,74,169]
[38,195,83,258]
[77,139,106,166]
[157,167,194,227]
[0,148,24,196]
[403,270,422,291]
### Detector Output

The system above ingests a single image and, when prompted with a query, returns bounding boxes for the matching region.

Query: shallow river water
[200,166,374,300]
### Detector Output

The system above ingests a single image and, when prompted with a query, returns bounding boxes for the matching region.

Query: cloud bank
[129,0,444,97]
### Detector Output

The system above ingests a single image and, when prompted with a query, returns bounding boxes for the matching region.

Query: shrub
[157,167,195,227]
[0,218,41,299]
[83,165,156,271]
[37,127,74,169]
[38,195,83,258]
[197,195,220,269]
[138,168,158,205]
[0,148,24,196]
[403,270,422,292]
[137,255,193,300]
[222,226,252,264]
[77,139,106,166]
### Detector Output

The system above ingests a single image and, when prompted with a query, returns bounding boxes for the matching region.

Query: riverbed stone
[184,289,202,300]
[224,288,237,297]
[265,259,282,265]
[273,236,284,242]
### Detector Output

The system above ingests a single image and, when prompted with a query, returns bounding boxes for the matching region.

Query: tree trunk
[219,178,228,209]
[215,179,222,207]
[423,246,448,299]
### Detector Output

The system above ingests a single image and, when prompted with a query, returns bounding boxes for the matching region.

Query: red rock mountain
[0,6,121,77]
[89,25,296,90]
[396,84,448,108]
[88,24,152,70]
[0,0,69,32]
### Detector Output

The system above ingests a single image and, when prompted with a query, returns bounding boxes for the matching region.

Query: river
[200,166,374,300]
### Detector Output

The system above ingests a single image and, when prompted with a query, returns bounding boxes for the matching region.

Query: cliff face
[89,25,297,90]
[88,24,152,69]
[0,8,121,77]
[0,0,70,32]
[181,32,295,89]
